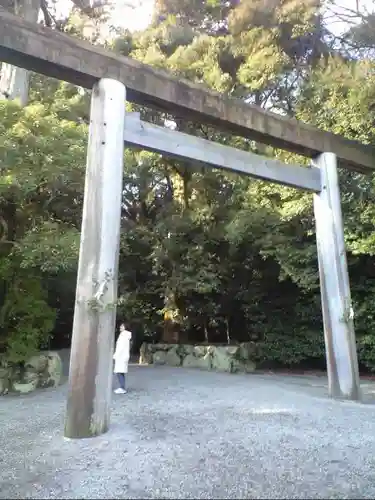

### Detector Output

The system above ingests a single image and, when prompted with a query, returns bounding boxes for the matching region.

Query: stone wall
[0,351,63,395]
[139,343,257,373]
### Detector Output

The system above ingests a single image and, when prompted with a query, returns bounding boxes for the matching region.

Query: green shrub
[254,327,326,366]
[358,335,375,372]
[0,273,56,364]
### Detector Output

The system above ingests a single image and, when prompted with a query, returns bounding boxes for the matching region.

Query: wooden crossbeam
[0,8,374,173]
[124,113,321,192]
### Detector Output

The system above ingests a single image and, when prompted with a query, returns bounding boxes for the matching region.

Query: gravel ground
[1,365,375,499]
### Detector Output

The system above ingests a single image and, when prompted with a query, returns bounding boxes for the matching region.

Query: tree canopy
[1,0,375,371]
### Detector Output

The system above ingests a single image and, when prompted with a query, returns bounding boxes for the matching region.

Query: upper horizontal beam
[0,8,374,174]
[124,113,321,192]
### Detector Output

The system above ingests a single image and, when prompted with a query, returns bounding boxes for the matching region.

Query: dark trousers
[117,373,126,389]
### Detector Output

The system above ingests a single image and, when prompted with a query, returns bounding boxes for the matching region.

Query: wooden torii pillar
[64,78,126,439]
[313,153,361,400]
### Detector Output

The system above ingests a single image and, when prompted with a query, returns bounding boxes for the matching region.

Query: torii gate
[0,8,374,439]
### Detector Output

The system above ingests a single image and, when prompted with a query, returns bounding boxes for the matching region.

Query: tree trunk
[204,321,209,343]
[162,289,180,343]
[0,0,41,106]
[162,164,190,342]
[225,317,231,345]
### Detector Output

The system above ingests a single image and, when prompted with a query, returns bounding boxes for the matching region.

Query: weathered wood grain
[64,78,125,438]
[313,153,361,401]
[124,113,322,192]
[0,8,374,173]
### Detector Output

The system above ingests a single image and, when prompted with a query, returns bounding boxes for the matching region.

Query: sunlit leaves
[16,222,80,273]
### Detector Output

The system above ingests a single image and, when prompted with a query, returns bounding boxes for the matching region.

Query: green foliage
[16,222,80,273]
[110,0,375,370]
[256,329,326,366]
[358,335,375,373]
[0,97,86,363]
[2,0,375,373]
[0,272,56,363]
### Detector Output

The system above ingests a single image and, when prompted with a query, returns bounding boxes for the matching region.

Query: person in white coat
[113,323,132,394]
